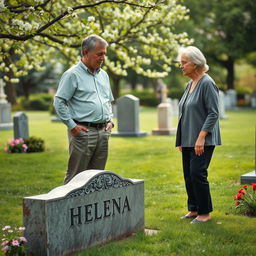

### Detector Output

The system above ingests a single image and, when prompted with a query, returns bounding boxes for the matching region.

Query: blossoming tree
[0,0,192,102]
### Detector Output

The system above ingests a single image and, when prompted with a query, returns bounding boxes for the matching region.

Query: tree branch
[0,0,156,41]
[6,0,52,13]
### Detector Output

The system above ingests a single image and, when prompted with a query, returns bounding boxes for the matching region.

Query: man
[54,35,114,184]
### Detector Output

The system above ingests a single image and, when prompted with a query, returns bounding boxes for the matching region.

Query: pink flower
[22,144,28,152]
[2,245,9,252]
[19,237,27,243]
[11,240,19,246]
[1,240,9,246]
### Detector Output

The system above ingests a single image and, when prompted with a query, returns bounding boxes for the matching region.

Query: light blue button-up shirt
[54,61,114,130]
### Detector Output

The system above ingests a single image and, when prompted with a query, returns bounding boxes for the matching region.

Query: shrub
[19,93,53,111]
[49,103,56,115]
[121,90,159,106]
[4,137,45,153]
[24,136,45,153]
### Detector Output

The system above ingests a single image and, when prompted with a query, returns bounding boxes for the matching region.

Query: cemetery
[0,0,256,255]
[0,106,255,256]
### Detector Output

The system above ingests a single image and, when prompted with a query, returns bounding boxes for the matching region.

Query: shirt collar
[79,60,101,75]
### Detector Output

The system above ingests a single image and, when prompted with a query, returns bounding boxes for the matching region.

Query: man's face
[84,41,107,72]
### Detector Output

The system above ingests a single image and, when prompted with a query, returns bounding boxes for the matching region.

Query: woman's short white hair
[178,46,209,72]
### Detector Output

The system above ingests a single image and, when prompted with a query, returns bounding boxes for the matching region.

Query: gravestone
[225,89,237,110]
[241,128,256,184]
[112,94,147,137]
[251,91,256,108]
[170,98,179,116]
[23,170,144,256]
[0,79,13,130]
[219,90,228,120]
[13,112,29,139]
[152,83,176,136]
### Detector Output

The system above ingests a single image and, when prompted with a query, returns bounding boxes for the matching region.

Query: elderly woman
[176,46,221,223]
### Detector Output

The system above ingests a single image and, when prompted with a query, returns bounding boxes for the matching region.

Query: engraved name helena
[70,195,131,226]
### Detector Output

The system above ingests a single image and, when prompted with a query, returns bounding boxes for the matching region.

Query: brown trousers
[64,127,111,184]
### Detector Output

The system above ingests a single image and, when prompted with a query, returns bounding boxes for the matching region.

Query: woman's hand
[195,130,208,156]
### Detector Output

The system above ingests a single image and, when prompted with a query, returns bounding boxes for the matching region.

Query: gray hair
[81,35,108,55]
[178,46,209,72]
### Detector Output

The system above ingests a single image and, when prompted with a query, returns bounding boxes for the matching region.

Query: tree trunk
[109,71,121,100]
[225,56,235,90]
[5,81,17,105]
[217,56,235,90]
[4,51,17,105]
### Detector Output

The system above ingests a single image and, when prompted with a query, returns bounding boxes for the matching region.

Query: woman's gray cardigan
[176,74,221,147]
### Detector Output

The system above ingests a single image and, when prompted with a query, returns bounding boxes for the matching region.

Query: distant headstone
[251,91,256,108]
[152,84,176,136]
[51,116,61,122]
[112,94,147,137]
[13,112,29,139]
[23,170,144,256]
[170,98,179,116]
[219,90,228,120]
[112,103,117,118]
[225,89,237,110]
[0,79,13,130]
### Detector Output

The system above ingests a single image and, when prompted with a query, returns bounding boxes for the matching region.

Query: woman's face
[180,55,195,77]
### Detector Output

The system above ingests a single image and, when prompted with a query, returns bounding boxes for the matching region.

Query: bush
[19,93,53,111]
[24,136,45,153]
[121,90,159,106]
[120,89,183,106]
[168,87,184,100]
[49,103,56,115]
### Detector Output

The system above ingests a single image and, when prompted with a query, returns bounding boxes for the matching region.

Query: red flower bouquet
[234,183,256,217]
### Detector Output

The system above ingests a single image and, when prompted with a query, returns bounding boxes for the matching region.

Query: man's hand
[71,125,89,136]
[105,121,114,131]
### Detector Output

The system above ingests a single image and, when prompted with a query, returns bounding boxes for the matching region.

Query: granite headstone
[23,170,144,256]
[13,112,29,139]
[112,94,147,137]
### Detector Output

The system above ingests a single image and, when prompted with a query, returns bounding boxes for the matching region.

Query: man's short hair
[81,35,108,55]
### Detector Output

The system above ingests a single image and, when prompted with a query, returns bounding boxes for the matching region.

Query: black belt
[74,120,106,129]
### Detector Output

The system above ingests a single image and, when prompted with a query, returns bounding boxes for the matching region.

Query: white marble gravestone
[152,84,176,135]
[112,94,147,137]
[23,170,144,256]
[0,79,13,130]
[13,112,29,139]
[225,89,237,110]
[219,90,228,120]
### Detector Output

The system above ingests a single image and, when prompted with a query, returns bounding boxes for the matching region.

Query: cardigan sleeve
[201,80,220,133]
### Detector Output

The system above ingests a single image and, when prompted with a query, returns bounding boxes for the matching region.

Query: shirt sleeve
[201,80,219,132]
[53,72,77,130]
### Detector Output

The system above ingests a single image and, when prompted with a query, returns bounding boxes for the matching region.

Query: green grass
[0,108,255,256]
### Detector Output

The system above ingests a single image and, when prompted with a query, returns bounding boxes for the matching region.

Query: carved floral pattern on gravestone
[67,174,133,198]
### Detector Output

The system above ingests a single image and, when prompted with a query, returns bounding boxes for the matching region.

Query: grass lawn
[0,108,255,256]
